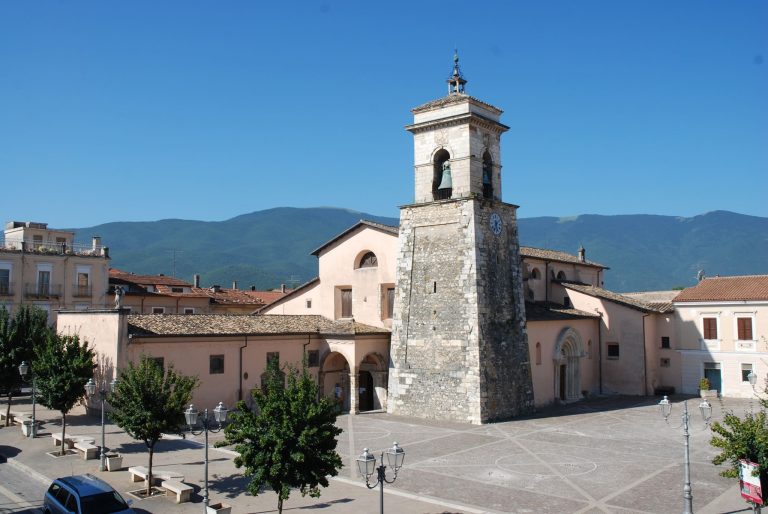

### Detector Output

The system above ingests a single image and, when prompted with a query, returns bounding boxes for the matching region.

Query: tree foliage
[108,355,197,495]
[0,305,52,426]
[710,410,768,479]
[33,333,96,455]
[220,359,343,514]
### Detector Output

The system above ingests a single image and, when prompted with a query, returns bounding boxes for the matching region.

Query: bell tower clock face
[489,212,502,235]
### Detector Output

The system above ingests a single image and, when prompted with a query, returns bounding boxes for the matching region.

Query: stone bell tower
[387,54,534,424]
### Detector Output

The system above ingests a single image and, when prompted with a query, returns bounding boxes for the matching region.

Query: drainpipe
[596,309,603,394]
[642,313,650,396]
[238,336,248,402]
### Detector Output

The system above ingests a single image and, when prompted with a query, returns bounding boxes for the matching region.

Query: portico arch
[553,327,585,403]
[319,351,351,412]
[358,352,388,411]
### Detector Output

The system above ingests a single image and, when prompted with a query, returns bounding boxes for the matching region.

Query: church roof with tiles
[673,275,768,303]
[561,281,672,313]
[127,314,390,338]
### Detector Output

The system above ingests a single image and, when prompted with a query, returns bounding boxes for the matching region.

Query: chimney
[92,236,101,252]
[232,280,238,290]
[281,284,286,293]
[251,285,256,291]
[578,245,585,263]
[193,274,200,288]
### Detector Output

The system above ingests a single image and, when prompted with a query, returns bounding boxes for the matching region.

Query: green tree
[710,410,768,479]
[33,333,96,455]
[219,359,343,514]
[108,356,197,496]
[0,305,52,426]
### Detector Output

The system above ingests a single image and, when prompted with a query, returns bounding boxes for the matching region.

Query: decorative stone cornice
[405,112,509,135]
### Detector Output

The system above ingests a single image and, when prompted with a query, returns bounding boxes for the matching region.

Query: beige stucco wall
[527,318,598,407]
[57,310,128,385]
[523,258,602,303]
[264,226,398,329]
[673,301,768,396]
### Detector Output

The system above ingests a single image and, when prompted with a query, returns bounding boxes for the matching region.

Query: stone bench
[161,480,193,503]
[1,410,26,424]
[74,440,99,460]
[129,466,184,485]
[51,433,74,448]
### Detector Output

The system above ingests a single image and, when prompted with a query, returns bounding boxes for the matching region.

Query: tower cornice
[405,112,509,135]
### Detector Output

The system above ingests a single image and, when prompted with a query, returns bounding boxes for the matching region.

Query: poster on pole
[739,459,764,506]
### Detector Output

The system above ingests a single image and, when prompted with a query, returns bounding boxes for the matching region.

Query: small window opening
[661,336,670,349]
[482,151,493,198]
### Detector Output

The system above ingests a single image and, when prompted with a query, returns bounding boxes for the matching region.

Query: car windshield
[79,491,130,513]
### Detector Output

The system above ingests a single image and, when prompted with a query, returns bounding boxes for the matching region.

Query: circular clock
[489,212,502,235]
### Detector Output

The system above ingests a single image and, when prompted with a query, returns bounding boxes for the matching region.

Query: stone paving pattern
[0,394,758,513]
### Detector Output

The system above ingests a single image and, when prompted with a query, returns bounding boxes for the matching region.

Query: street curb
[4,454,51,486]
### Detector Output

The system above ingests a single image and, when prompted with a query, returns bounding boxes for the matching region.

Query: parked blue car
[43,474,134,514]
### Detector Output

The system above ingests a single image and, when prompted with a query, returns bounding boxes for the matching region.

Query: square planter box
[206,502,232,514]
[105,454,123,471]
[700,389,718,400]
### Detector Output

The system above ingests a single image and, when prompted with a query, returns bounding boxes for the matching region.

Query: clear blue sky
[1,1,766,227]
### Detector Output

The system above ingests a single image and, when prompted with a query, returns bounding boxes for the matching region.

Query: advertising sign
[740,459,764,505]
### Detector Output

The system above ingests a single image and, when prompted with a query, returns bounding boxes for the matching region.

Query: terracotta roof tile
[561,281,672,313]
[190,287,288,306]
[525,302,600,322]
[110,268,193,287]
[673,275,768,302]
[520,247,607,269]
[127,314,389,337]
[311,220,398,256]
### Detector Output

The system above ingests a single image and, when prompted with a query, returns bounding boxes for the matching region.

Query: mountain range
[71,208,768,293]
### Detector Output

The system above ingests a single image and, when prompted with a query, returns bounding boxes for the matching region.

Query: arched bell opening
[482,150,493,199]
[433,149,452,200]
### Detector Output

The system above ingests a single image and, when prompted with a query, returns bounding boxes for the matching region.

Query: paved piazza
[339,396,743,513]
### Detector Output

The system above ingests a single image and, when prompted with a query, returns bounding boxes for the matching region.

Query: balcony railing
[0,238,106,257]
[24,282,63,298]
[0,282,13,296]
[72,284,92,297]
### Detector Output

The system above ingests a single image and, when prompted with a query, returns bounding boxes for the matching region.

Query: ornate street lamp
[18,361,36,438]
[85,377,118,471]
[185,402,228,512]
[356,442,405,514]
[658,396,712,514]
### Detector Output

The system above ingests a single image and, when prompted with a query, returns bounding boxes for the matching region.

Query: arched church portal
[553,327,584,403]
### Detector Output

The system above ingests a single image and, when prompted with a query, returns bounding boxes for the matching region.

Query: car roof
[57,474,114,496]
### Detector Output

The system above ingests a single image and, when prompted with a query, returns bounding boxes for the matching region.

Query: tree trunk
[4,392,11,427]
[277,496,283,514]
[60,412,67,456]
[147,445,154,497]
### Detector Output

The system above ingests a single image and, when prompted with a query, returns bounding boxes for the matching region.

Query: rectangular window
[183,307,195,314]
[661,336,670,349]
[607,342,620,359]
[0,269,9,295]
[341,288,352,318]
[32,235,43,245]
[742,363,754,382]
[307,350,319,367]
[267,352,279,367]
[209,355,225,374]
[703,317,718,340]
[386,287,395,319]
[152,307,165,314]
[171,287,183,293]
[306,299,312,309]
[37,270,51,296]
[563,296,571,308]
[738,318,754,341]
[660,358,671,368]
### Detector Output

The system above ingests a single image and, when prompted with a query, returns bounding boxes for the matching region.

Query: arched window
[482,151,493,199]
[358,251,378,269]
[535,342,542,365]
[433,149,452,201]
[530,268,541,280]
[556,271,567,280]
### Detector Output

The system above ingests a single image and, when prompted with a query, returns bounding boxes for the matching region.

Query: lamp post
[356,442,405,514]
[748,371,758,412]
[658,395,712,514]
[18,361,36,438]
[184,402,228,512]
[85,377,118,471]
